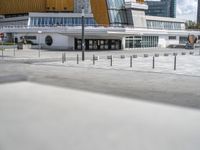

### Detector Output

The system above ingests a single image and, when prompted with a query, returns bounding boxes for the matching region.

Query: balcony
[124,1,148,10]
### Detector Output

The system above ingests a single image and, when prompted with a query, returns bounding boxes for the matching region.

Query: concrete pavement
[0,82,200,150]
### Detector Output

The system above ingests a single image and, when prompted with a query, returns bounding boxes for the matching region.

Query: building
[0,0,199,50]
[145,0,176,18]
[198,0,200,23]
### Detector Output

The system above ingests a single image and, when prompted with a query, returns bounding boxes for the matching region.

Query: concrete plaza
[0,48,200,150]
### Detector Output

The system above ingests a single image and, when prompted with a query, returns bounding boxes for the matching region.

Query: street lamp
[81,4,85,61]
[13,33,16,56]
[38,30,42,58]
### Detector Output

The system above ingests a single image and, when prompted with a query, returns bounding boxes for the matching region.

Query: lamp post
[81,5,85,61]
[13,33,16,56]
[38,30,42,58]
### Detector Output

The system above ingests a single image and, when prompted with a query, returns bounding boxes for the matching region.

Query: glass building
[106,0,128,26]
[145,0,176,18]
[198,0,200,23]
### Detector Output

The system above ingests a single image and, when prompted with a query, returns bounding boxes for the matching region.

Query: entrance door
[75,39,122,50]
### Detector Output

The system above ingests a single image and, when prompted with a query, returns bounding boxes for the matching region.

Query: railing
[1,24,200,32]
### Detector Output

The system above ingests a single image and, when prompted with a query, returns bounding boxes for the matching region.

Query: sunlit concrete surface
[0,82,200,150]
[45,55,200,76]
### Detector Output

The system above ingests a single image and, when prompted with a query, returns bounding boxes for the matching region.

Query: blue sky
[176,0,197,21]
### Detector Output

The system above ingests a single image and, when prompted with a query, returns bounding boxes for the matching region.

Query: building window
[29,17,96,27]
[147,20,182,30]
[125,36,159,49]
[169,36,176,40]
[107,0,128,26]
[179,36,188,44]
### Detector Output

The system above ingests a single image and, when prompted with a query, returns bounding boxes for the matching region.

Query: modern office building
[145,0,176,18]
[0,0,199,50]
[197,0,200,23]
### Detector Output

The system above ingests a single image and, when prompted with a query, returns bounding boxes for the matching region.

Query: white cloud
[176,0,197,21]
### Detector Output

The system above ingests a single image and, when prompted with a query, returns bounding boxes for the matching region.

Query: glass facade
[147,20,182,30]
[106,0,128,26]
[29,17,96,27]
[75,39,121,50]
[145,0,176,18]
[179,37,188,44]
[125,36,159,48]
[198,0,200,23]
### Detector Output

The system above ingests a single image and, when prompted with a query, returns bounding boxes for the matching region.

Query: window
[29,17,96,27]
[169,36,176,40]
[147,20,182,30]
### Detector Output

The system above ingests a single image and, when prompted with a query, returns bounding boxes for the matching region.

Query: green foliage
[185,21,200,29]
[0,42,15,45]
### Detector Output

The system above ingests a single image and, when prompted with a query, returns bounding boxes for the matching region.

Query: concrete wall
[16,33,75,50]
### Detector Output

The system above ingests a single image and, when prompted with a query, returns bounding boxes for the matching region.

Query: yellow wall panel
[136,0,144,3]
[0,0,74,15]
[0,0,46,15]
[46,0,74,12]
[90,0,109,26]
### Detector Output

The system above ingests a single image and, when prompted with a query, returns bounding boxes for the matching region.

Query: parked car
[185,42,194,49]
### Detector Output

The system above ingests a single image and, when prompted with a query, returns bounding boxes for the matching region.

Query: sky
[176,0,198,21]
[146,0,198,22]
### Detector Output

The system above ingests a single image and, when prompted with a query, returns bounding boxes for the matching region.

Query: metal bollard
[133,55,137,58]
[152,56,155,69]
[121,55,126,59]
[93,54,95,65]
[130,56,133,68]
[64,53,66,62]
[174,55,177,71]
[62,53,66,64]
[62,53,64,63]
[110,55,113,66]
[181,52,186,55]
[1,49,3,58]
[77,54,79,64]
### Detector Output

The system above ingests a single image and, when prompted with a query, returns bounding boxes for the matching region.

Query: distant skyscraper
[145,0,176,18]
[198,0,200,23]
[74,0,91,13]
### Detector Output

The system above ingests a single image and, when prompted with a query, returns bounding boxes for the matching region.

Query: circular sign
[45,36,53,46]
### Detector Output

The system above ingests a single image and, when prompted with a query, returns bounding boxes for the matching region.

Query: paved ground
[0,82,200,150]
[1,48,200,149]
[45,55,200,77]
[1,47,200,60]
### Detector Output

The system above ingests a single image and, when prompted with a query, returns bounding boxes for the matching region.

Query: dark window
[169,36,176,40]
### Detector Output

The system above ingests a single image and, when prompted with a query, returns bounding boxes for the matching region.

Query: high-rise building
[197,0,200,23]
[74,0,91,13]
[145,0,176,18]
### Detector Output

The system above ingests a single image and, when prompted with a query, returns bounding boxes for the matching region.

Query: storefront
[75,39,122,50]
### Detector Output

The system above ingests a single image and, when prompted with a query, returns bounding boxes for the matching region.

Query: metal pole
[152,56,155,69]
[81,6,85,61]
[77,54,79,64]
[13,33,15,57]
[93,54,95,65]
[39,34,41,58]
[62,53,64,64]
[110,55,113,66]
[1,37,3,59]
[38,31,42,58]
[130,56,133,68]
[174,55,177,71]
